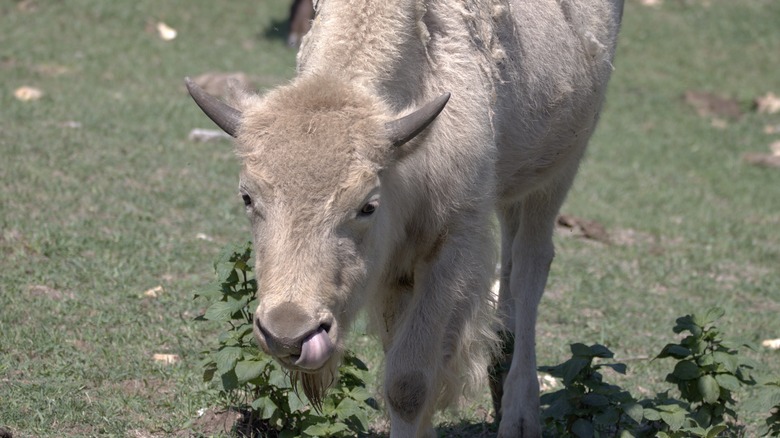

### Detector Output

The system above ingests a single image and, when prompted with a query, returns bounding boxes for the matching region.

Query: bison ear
[386,93,450,148]
[184,77,242,137]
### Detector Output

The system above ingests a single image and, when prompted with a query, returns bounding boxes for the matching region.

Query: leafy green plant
[539,343,643,437]
[540,307,769,438]
[194,242,377,437]
[650,307,758,436]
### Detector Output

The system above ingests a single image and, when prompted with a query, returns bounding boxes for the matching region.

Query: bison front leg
[384,226,496,438]
[496,176,576,438]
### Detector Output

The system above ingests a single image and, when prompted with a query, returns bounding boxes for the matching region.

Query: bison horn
[184,77,242,137]
[386,93,451,147]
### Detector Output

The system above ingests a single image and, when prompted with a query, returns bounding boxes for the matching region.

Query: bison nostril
[254,303,335,368]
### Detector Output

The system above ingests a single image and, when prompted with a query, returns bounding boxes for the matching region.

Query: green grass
[1,0,778,436]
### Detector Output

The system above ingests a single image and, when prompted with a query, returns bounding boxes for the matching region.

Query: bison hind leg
[488,330,515,423]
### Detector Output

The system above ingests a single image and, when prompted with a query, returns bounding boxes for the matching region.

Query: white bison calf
[186,0,623,436]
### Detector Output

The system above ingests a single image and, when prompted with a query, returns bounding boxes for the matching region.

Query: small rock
[754,92,780,114]
[156,22,177,41]
[143,285,164,298]
[762,339,780,350]
[14,86,43,101]
[60,121,82,129]
[153,353,179,365]
[770,140,780,157]
[195,232,215,241]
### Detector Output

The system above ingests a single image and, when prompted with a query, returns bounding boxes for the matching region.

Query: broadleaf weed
[194,242,377,436]
[540,307,776,437]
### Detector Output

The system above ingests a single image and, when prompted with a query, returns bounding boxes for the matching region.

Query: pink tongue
[295,328,334,370]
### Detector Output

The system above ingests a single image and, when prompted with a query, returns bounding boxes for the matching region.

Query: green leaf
[714,373,741,391]
[571,418,594,438]
[658,343,692,359]
[705,425,728,438]
[582,393,610,407]
[202,365,216,383]
[672,360,701,381]
[588,344,614,358]
[603,363,627,375]
[711,351,738,373]
[347,386,371,403]
[288,391,307,412]
[693,404,712,428]
[345,354,369,371]
[696,353,715,368]
[673,315,699,334]
[349,411,370,433]
[334,397,361,418]
[269,367,290,388]
[697,375,720,404]
[643,408,661,421]
[251,395,279,420]
[562,357,590,385]
[219,369,239,391]
[216,264,238,285]
[688,338,707,356]
[302,418,332,436]
[701,307,725,326]
[571,343,593,357]
[624,402,644,423]
[660,408,687,431]
[328,423,350,435]
[594,406,620,425]
[683,425,707,436]
[193,280,225,301]
[541,392,574,419]
[214,346,242,375]
[235,359,266,384]
[204,301,237,322]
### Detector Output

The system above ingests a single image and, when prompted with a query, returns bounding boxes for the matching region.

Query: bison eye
[241,193,252,207]
[358,201,378,217]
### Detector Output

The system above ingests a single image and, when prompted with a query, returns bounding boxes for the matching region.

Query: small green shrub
[539,343,643,437]
[540,307,769,438]
[649,306,758,436]
[194,242,377,437]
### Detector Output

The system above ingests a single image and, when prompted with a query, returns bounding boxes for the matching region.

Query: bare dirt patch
[743,152,780,168]
[26,284,74,300]
[556,214,610,244]
[683,90,743,120]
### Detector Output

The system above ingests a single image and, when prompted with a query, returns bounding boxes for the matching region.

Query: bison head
[186,75,448,405]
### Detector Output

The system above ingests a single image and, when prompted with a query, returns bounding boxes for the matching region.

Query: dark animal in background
[287,0,314,47]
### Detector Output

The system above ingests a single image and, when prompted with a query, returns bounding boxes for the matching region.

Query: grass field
[1,0,779,436]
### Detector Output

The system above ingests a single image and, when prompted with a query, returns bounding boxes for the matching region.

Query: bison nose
[254,302,335,370]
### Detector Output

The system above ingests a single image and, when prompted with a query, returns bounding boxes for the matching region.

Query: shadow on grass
[221,414,498,438]
[365,420,498,438]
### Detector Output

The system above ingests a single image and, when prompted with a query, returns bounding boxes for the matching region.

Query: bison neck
[296,0,431,109]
